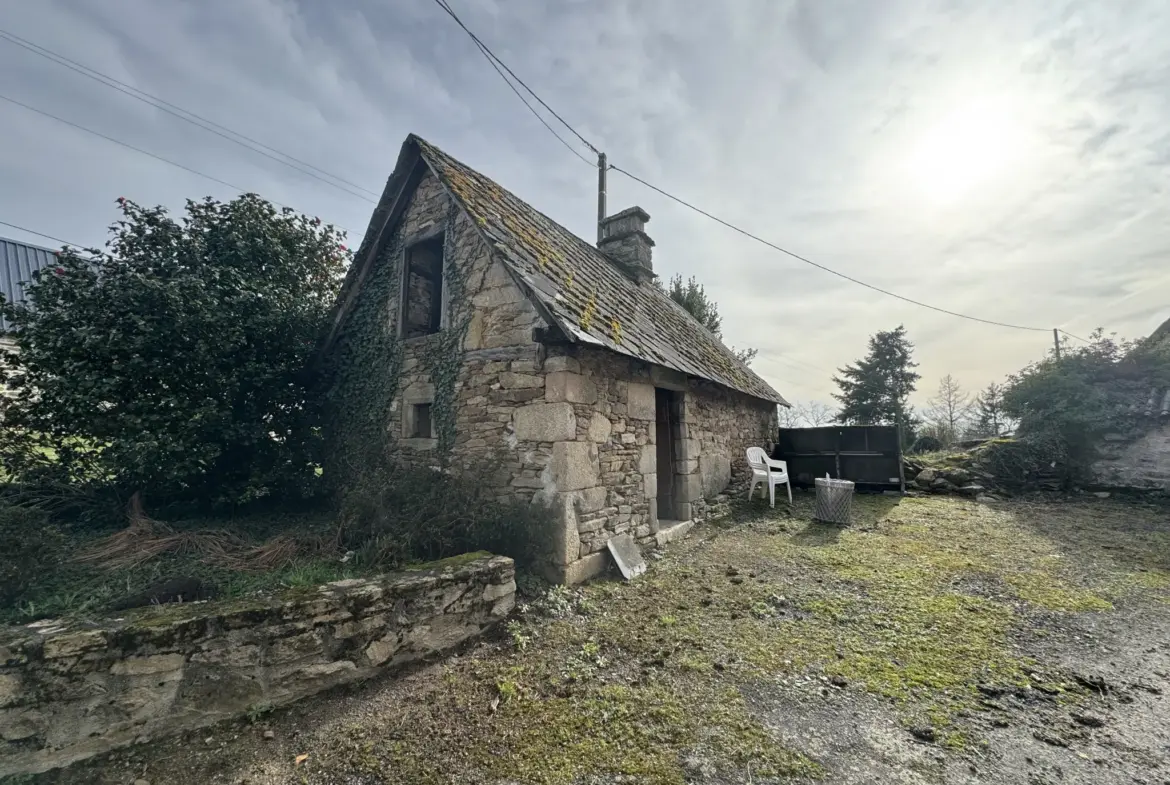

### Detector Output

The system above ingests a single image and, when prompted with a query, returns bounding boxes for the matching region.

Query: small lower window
[411,403,433,439]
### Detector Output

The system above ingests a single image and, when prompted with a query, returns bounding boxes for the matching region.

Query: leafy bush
[338,461,554,571]
[0,501,66,603]
[0,194,347,509]
[1001,330,1170,485]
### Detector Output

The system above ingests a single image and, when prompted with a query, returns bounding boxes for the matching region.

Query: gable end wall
[335,168,778,584]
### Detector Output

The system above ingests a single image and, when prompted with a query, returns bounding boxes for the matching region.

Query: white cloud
[1,0,1168,406]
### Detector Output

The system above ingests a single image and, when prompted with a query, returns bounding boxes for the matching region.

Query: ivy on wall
[324,232,404,484]
[421,201,474,459]
[327,195,478,483]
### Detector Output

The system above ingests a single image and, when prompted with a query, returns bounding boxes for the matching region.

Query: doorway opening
[654,388,682,523]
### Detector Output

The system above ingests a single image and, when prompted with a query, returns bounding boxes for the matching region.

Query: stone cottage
[323,134,787,583]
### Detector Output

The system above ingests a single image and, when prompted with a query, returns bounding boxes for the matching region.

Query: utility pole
[596,152,607,244]
[1053,328,1062,360]
[895,409,906,495]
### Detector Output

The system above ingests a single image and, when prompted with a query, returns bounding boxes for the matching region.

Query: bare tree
[797,401,836,426]
[923,374,972,447]
[778,405,802,428]
[778,401,837,428]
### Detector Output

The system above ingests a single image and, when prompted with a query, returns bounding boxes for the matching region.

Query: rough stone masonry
[0,554,515,777]
[338,166,779,585]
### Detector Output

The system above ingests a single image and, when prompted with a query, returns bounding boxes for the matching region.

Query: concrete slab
[655,519,694,548]
[606,533,647,581]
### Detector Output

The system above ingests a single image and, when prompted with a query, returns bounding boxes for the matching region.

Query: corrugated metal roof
[1,235,57,332]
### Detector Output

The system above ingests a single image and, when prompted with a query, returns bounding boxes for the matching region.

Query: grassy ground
[33,492,1170,785]
[0,508,356,625]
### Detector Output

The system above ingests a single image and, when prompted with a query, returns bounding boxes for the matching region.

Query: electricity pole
[596,152,607,244]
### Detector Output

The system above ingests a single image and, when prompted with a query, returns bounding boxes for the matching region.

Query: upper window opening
[403,236,444,338]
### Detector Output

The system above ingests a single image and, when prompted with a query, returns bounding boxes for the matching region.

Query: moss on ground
[403,550,494,571]
[56,493,1166,785]
[287,494,1170,783]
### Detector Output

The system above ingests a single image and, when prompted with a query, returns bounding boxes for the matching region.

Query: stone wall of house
[343,168,777,583]
[528,346,779,583]
[1093,424,1170,491]
[0,555,515,777]
[685,376,782,505]
[378,169,549,469]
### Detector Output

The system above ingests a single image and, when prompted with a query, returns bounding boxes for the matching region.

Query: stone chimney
[598,206,654,284]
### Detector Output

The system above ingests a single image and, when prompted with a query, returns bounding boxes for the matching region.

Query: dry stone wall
[0,555,515,777]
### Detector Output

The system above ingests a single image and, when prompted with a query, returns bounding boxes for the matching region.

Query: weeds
[246,703,275,724]
[506,620,531,651]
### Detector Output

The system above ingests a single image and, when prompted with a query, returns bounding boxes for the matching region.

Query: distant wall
[0,554,515,777]
[1094,424,1170,490]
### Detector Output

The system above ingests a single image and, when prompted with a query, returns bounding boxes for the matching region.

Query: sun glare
[905,98,1024,204]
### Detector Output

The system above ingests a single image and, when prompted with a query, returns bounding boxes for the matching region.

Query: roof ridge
[409,136,787,405]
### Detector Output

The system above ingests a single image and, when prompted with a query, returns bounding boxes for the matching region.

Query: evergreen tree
[0,194,346,506]
[973,382,1006,437]
[660,274,757,366]
[664,274,721,335]
[833,325,920,429]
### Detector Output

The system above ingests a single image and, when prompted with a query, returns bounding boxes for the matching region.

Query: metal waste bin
[814,477,854,525]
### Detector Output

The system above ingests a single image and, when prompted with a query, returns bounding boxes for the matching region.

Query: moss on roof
[410,135,787,405]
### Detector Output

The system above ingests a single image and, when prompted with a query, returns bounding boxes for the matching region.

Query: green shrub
[1000,329,1170,486]
[338,461,554,571]
[0,194,347,509]
[0,501,66,604]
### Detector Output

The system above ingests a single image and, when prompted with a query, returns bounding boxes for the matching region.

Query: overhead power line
[433,1,1055,335]
[430,0,593,165]
[1,93,360,240]
[0,28,378,203]
[0,220,87,250]
[609,165,1050,333]
[1059,329,1091,344]
[430,0,599,158]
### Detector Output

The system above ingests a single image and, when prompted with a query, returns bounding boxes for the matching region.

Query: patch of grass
[98,492,1170,783]
[535,493,1170,758]
[490,682,817,784]
[0,507,356,625]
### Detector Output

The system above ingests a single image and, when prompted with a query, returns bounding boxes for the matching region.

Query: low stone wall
[0,553,515,777]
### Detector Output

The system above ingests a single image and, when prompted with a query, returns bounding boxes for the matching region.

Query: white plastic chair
[746,447,792,508]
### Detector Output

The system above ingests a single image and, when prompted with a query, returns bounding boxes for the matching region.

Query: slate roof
[1,235,57,332]
[336,135,786,405]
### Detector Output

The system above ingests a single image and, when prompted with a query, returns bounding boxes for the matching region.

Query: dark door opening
[655,388,679,521]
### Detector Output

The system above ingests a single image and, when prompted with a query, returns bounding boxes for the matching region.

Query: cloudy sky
[2,0,1168,409]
